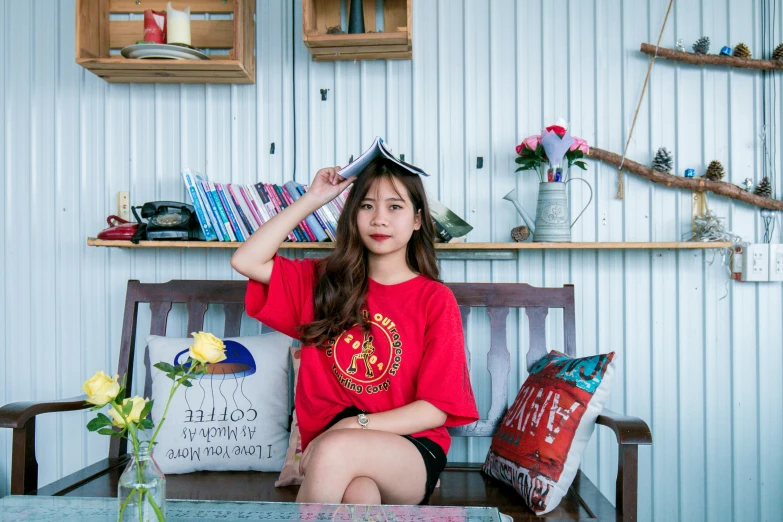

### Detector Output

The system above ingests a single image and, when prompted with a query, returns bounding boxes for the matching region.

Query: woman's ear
[413,209,422,230]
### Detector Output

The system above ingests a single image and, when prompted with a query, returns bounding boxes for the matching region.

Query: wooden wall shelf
[87,238,732,252]
[303,0,411,62]
[76,0,255,84]
[640,43,783,71]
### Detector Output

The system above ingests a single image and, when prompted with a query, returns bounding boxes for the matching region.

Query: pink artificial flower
[516,135,541,155]
[524,135,542,151]
[569,137,589,154]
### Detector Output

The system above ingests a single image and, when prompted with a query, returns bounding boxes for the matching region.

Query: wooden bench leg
[616,444,639,522]
[11,419,38,495]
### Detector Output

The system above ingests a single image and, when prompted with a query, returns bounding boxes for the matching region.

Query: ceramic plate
[120,43,210,60]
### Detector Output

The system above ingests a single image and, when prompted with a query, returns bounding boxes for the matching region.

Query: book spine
[297,185,334,241]
[275,184,309,242]
[224,184,251,240]
[205,181,233,242]
[281,184,318,242]
[228,183,257,233]
[268,183,302,242]
[324,199,341,235]
[195,179,222,241]
[216,183,245,242]
[256,183,296,242]
[241,185,265,226]
[181,170,218,241]
[253,185,271,223]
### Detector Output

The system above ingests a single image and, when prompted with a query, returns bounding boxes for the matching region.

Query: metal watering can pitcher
[503,180,593,242]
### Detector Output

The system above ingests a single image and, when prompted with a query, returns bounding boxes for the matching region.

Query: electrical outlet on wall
[769,244,783,282]
[740,243,769,282]
[117,191,130,221]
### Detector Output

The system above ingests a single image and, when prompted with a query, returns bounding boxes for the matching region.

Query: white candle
[166,2,191,46]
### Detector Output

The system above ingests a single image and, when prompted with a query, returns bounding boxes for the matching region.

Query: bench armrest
[595,409,652,522]
[597,409,653,445]
[0,396,90,495]
[0,396,90,429]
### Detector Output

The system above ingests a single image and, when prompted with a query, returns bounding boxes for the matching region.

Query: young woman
[231,159,478,506]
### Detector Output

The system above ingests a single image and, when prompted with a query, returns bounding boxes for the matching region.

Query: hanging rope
[616,0,675,199]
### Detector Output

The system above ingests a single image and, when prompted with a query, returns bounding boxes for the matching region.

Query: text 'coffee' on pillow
[146,333,294,474]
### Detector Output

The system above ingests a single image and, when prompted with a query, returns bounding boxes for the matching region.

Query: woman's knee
[341,477,381,504]
[306,430,358,477]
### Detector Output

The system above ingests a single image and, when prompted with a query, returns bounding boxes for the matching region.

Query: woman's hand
[304,167,354,206]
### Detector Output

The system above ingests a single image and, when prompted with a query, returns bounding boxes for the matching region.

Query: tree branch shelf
[303,0,411,62]
[588,147,783,211]
[76,0,255,84]
[640,43,783,71]
[87,238,732,261]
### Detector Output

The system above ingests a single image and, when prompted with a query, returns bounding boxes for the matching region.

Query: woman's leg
[342,477,382,504]
[296,429,427,505]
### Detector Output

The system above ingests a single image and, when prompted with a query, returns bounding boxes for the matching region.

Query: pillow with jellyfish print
[145,333,292,474]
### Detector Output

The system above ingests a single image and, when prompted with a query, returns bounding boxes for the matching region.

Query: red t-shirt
[245,254,479,455]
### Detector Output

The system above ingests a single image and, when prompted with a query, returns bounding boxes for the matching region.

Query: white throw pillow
[146,333,292,474]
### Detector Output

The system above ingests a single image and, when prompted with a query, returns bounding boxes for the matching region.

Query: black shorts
[325,406,447,505]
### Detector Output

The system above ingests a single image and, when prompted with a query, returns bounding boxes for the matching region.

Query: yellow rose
[189,331,227,364]
[82,371,120,406]
[107,396,148,427]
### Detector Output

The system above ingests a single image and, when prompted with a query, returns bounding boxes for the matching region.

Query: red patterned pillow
[483,350,615,515]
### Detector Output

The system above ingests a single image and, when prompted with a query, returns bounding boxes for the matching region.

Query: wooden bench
[0,280,652,521]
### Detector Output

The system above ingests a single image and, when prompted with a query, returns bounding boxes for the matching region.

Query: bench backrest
[112,280,576,458]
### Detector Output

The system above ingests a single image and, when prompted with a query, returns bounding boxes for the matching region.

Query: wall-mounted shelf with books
[302,0,411,62]
[75,0,255,84]
[87,238,733,261]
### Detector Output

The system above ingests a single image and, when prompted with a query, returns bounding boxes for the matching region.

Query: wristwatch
[357,413,370,429]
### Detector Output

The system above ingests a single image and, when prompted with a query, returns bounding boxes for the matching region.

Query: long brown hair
[299,159,440,348]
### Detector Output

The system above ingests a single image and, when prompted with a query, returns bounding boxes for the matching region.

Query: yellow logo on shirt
[326,311,403,394]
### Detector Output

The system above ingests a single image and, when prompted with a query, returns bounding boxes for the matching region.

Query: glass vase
[118,444,166,522]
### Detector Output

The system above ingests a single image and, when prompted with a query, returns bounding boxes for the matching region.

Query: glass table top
[0,496,503,522]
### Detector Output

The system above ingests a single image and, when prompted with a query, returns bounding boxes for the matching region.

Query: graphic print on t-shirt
[326,310,403,395]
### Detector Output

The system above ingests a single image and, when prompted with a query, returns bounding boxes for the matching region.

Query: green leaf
[122,401,134,416]
[574,161,588,170]
[97,427,118,436]
[154,362,176,373]
[140,400,154,420]
[180,379,193,387]
[87,415,112,432]
[140,419,154,430]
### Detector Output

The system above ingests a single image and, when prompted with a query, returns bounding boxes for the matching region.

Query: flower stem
[146,489,165,521]
[148,364,196,447]
[118,488,134,521]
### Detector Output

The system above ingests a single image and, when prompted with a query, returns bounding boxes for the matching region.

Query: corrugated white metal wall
[2,1,782,520]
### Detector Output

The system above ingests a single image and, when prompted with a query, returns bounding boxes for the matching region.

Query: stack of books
[181,169,348,242]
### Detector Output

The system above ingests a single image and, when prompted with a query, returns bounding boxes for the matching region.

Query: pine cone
[733,43,751,59]
[773,43,783,61]
[753,177,772,198]
[511,226,530,242]
[651,147,674,174]
[693,36,710,55]
[705,160,725,181]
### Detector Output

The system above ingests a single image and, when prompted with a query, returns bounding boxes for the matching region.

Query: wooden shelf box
[75,0,255,84]
[303,0,411,62]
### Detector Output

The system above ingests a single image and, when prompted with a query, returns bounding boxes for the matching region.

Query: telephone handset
[131,201,202,240]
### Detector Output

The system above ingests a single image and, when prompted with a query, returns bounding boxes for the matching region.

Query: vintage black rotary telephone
[131,201,203,242]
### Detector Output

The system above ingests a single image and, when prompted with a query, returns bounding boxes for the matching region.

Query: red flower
[545,125,567,137]
[516,143,524,155]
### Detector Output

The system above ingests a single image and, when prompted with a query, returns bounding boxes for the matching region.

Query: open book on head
[339,136,429,178]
